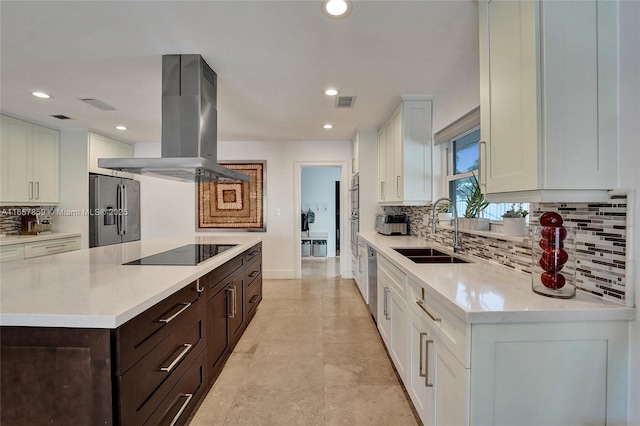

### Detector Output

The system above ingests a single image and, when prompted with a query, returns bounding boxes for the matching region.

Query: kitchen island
[358,231,635,426]
[0,235,263,425]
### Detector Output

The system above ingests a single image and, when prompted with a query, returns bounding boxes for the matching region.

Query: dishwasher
[367,245,377,323]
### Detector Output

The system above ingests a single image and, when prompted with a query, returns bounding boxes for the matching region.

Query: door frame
[293,161,350,279]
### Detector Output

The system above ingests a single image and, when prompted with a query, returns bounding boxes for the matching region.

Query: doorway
[293,161,349,279]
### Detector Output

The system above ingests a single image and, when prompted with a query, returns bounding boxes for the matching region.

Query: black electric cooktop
[125,244,237,266]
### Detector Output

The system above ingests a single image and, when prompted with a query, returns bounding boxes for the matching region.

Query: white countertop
[0,232,81,246]
[359,232,635,324]
[0,236,262,329]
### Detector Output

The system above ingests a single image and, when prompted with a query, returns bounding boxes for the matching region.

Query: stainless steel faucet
[432,197,461,253]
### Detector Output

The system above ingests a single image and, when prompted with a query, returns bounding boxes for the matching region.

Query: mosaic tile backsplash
[0,207,23,235]
[395,196,628,305]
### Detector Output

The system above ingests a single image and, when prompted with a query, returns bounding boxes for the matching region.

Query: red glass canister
[531,213,576,298]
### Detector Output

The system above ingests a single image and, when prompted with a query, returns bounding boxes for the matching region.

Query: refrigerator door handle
[116,184,125,236]
[121,184,128,235]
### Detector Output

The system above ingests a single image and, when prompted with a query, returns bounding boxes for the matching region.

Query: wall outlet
[275,208,281,216]
[422,214,430,226]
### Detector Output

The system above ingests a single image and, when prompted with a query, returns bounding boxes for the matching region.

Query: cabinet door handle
[380,181,385,198]
[396,175,401,196]
[479,140,487,191]
[158,302,192,323]
[35,182,39,200]
[196,279,204,293]
[227,286,236,318]
[419,332,428,378]
[425,339,434,388]
[168,393,194,426]
[384,287,391,320]
[249,270,260,278]
[28,181,34,200]
[416,300,441,322]
[159,343,193,372]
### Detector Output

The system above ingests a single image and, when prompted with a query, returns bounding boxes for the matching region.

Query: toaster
[375,214,408,235]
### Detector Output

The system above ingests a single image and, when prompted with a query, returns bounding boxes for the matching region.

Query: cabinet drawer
[378,255,406,297]
[115,280,204,375]
[244,242,262,265]
[144,347,207,426]
[119,303,206,425]
[246,276,262,316]
[203,256,244,298]
[23,237,80,259]
[245,259,262,287]
[0,244,24,262]
[407,277,470,368]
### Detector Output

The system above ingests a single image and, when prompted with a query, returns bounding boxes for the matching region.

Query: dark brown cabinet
[0,242,262,426]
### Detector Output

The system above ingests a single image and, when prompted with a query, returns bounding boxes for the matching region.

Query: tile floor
[189,257,420,426]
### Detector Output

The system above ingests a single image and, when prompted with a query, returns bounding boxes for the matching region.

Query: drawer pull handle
[249,271,260,278]
[158,302,192,324]
[169,393,193,426]
[248,250,260,256]
[45,244,66,250]
[159,343,193,373]
[249,294,260,304]
[416,300,441,322]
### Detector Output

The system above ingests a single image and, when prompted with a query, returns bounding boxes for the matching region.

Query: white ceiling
[0,0,479,144]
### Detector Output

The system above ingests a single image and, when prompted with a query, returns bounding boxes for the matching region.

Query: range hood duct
[98,54,249,182]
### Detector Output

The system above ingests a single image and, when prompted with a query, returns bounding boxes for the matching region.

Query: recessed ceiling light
[324,89,338,96]
[115,125,127,131]
[32,91,51,99]
[322,0,351,18]
[323,124,333,129]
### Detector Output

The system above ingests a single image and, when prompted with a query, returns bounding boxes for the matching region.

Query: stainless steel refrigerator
[89,175,141,247]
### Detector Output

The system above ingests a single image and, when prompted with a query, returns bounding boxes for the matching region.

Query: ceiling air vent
[51,114,72,120]
[335,95,356,109]
[80,98,116,111]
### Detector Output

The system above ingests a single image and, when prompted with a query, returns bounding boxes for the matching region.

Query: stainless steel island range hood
[98,54,249,182]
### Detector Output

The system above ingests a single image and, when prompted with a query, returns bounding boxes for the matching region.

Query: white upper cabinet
[479,0,618,202]
[377,96,433,205]
[89,132,134,178]
[1,115,60,205]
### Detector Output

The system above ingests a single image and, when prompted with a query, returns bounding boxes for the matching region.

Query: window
[443,126,527,222]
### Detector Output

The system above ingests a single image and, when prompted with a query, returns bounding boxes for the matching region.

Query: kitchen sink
[405,255,469,264]
[392,247,470,264]
[393,248,450,257]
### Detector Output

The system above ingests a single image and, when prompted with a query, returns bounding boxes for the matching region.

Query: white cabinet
[89,132,134,178]
[377,96,433,206]
[351,131,359,175]
[0,236,80,263]
[356,240,368,301]
[377,255,408,381]
[23,237,81,259]
[479,0,618,202]
[0,115,60,205]
[372,253,628,425]
[0,244,25,263]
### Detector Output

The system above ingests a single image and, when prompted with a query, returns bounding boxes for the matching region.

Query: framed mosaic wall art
[198,161,266,231]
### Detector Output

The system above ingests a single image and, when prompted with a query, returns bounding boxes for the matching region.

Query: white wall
[136,140,351,279]
[301,166,341,256]
[618,1,640,423]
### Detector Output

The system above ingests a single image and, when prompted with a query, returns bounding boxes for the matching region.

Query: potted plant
[459,173,490,230]
[502,203,528,236]
[436,201,453,225]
